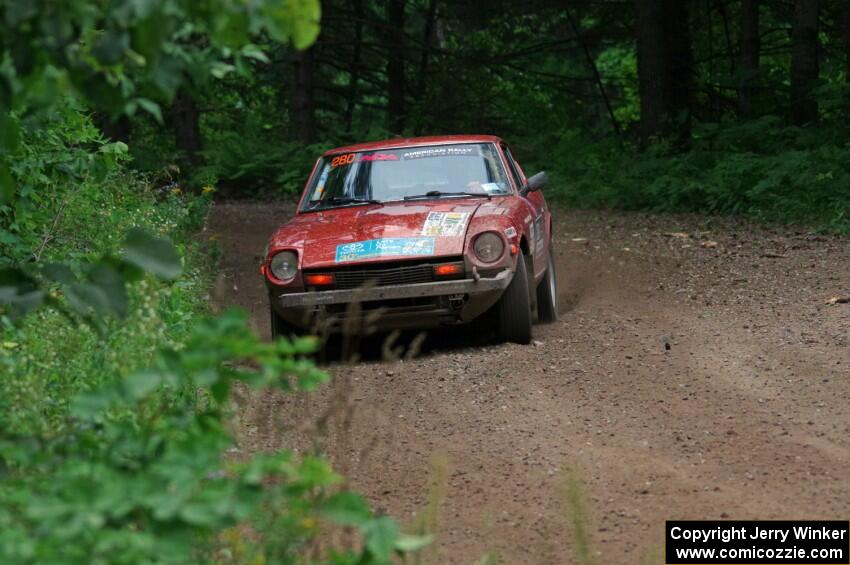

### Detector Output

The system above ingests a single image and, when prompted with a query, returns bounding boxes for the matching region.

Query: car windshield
[301,143,512,210]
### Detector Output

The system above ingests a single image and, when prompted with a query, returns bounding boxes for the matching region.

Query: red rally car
[262,135,557,344]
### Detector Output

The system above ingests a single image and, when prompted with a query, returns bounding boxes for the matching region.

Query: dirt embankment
[207,201,849,564]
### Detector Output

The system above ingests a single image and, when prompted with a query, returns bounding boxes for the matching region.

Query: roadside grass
[1,100,216,437]
[561,467,597,565]
[561,467,663,565]
[0,189,214,436]
[406,454,449,565]
[475,551,502,564]
[642,545,663,565]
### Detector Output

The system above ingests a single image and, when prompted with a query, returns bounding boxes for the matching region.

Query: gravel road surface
[208,201,849,564]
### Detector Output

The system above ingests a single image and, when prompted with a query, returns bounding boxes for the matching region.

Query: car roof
[323,135,504,156]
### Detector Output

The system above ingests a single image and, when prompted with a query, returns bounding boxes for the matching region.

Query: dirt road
[207,201,849,564]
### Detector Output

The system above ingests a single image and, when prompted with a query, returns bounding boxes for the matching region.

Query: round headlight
[473,232,505,263]
[269,250,298,281]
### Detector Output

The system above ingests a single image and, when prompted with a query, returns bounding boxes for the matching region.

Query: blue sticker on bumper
[335,237,436,263]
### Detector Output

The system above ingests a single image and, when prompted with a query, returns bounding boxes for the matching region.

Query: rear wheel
[536,247,558,323]
[494,254,533,344]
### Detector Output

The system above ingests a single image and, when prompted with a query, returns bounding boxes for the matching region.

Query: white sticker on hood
[421,212,470,237]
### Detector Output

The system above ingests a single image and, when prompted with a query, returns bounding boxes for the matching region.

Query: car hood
[274,200,484,269]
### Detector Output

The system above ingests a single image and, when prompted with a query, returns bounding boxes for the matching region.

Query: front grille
[334,263,434,289]
[306,259,463,290]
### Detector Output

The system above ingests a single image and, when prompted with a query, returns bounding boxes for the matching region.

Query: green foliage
[595,45,639,125]
[522,118,850,233]
[196,134,330,196]
[0,96,424,564]
[0,102,212,434]
[1,101,122,260]
[0,99,210,329]
[0,0,321,121]
[0,0,321,212]
[0,310,426,564]
[1,227,182,325]
[0,2,432,563]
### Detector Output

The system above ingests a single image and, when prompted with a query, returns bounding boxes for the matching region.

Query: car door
[501,143,548,281]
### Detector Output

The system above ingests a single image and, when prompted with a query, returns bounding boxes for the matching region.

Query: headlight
[473,232,504,263]
[269,250,298,281]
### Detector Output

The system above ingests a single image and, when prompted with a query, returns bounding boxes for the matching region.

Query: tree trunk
[345,0,363,132]
[289,48,317,143]
[790,0,820,125]
[663,0,694,141]
[842,2,850,84]
[414,0,438,134]
[418,0,437,90]
[738,0,760,116]
[171,88,203,168]
[635,0,668,139]
[716,0,736,72]
[386,0,406,134]
[634,0,693,142]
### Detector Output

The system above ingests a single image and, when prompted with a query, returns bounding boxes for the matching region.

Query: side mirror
[523,171,548,194]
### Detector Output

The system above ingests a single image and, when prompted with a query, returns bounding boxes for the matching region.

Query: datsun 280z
[262,135,557,344]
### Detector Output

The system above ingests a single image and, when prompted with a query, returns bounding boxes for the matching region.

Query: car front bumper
[272,268,513,331]
[276,268,511,307]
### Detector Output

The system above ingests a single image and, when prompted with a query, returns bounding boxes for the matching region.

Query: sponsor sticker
[534,216,545,247]
[313,167,331,199]
[481,182,504,193]
[402,145,478,160]
[504,226,517,238]
[335,237,436,263]
[421,212,470,237]
[331,152,399,167]
[359,152,399,162]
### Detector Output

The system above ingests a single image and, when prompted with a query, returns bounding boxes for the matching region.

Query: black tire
[536,247,558,323]
[494,254,533,344]
[270,305,297,340]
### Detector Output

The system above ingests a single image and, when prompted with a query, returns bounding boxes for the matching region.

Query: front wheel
[536,248,558,323]
[494,255,533,344]
[270,305,298,340]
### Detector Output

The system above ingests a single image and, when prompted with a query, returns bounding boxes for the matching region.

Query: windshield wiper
[311,196,382,209]
[403,190,491,201]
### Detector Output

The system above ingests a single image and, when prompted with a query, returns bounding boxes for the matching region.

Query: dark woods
[122,0,849,230]
[137,1,844,143]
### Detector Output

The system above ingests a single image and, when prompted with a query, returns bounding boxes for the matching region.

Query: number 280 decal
[331,153,356,167]
[331,152,399,167]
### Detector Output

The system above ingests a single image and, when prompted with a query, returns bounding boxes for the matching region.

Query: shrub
[518,118,850,233]
[1,103,425,563]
